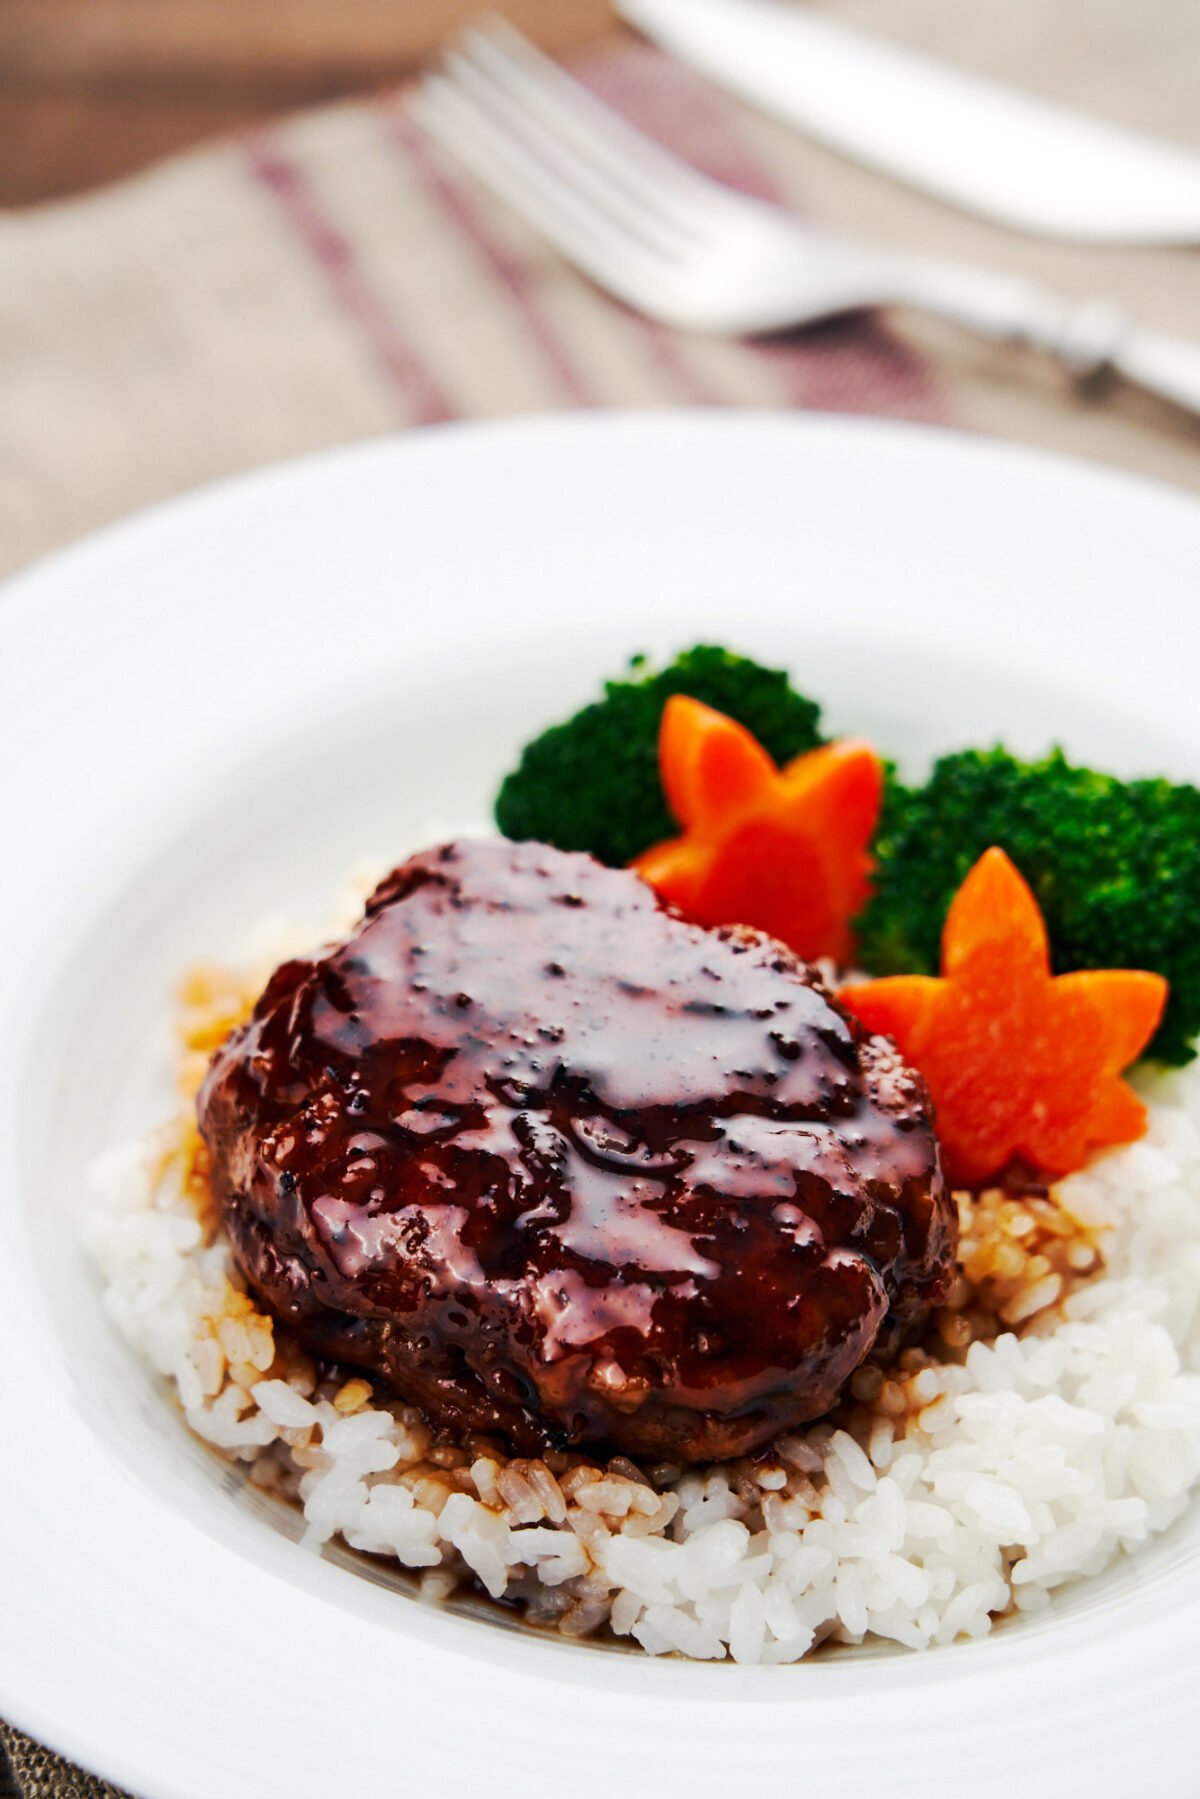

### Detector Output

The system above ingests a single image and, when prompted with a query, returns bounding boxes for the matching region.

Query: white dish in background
[0,412,1197,1799]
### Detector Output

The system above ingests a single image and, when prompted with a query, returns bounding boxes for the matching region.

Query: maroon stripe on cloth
[575,46,947,424]
[387,108,603,409]
[245,135,456,426]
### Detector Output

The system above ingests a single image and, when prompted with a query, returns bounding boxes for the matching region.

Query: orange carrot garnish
[840,847,1167,1187]
[631,695,883,964]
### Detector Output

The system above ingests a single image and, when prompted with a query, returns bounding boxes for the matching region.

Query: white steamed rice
[81,906,1200,1664]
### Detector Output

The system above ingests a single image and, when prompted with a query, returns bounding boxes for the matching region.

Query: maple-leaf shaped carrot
[631,695,883,964]
[841,846,1168,1187]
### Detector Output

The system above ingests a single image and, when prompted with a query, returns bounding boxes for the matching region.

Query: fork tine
[441,42,688,262]
[411,75,670,316]
[455,23,718,241]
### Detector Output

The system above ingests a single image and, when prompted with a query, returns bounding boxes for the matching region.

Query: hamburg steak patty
[199,839,954,1463]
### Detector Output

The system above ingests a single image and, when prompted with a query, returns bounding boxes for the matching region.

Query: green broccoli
[494,645,824,869]
[858,747,1200,1065]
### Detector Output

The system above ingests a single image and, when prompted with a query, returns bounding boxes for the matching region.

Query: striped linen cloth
[2,14,1199,1795]
[4,36,1200,588]
[0,45,953,582]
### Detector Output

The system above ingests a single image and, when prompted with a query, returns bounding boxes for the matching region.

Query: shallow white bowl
[1,413,1197,1799]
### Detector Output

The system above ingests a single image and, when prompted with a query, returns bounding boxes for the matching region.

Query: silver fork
[412,21,1200,419]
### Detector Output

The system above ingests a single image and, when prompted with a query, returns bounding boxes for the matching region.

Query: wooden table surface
[0,0,623,208]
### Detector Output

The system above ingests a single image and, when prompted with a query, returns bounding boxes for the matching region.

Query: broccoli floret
[858,746,1200,1065]
[495,645,824,869]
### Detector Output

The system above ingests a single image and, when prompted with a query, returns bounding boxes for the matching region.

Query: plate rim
[4,405,1200,616]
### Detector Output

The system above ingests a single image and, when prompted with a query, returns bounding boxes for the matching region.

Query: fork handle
[893,257,1200,420]
[1112,328,1200,419]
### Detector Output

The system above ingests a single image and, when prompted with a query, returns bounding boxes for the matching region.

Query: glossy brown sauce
[199,840,954,1463]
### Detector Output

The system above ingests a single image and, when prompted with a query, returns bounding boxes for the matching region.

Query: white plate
[1,412,1198,1799]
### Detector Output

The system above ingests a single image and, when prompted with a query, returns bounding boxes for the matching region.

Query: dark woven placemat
[0,1726,131,1799]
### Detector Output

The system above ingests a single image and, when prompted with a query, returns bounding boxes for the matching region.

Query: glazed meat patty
[199,839,955,1464]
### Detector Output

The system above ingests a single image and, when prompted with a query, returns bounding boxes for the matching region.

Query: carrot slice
[658,691,776,828]
[631,696,883,964]
[841,847,1168,1187]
